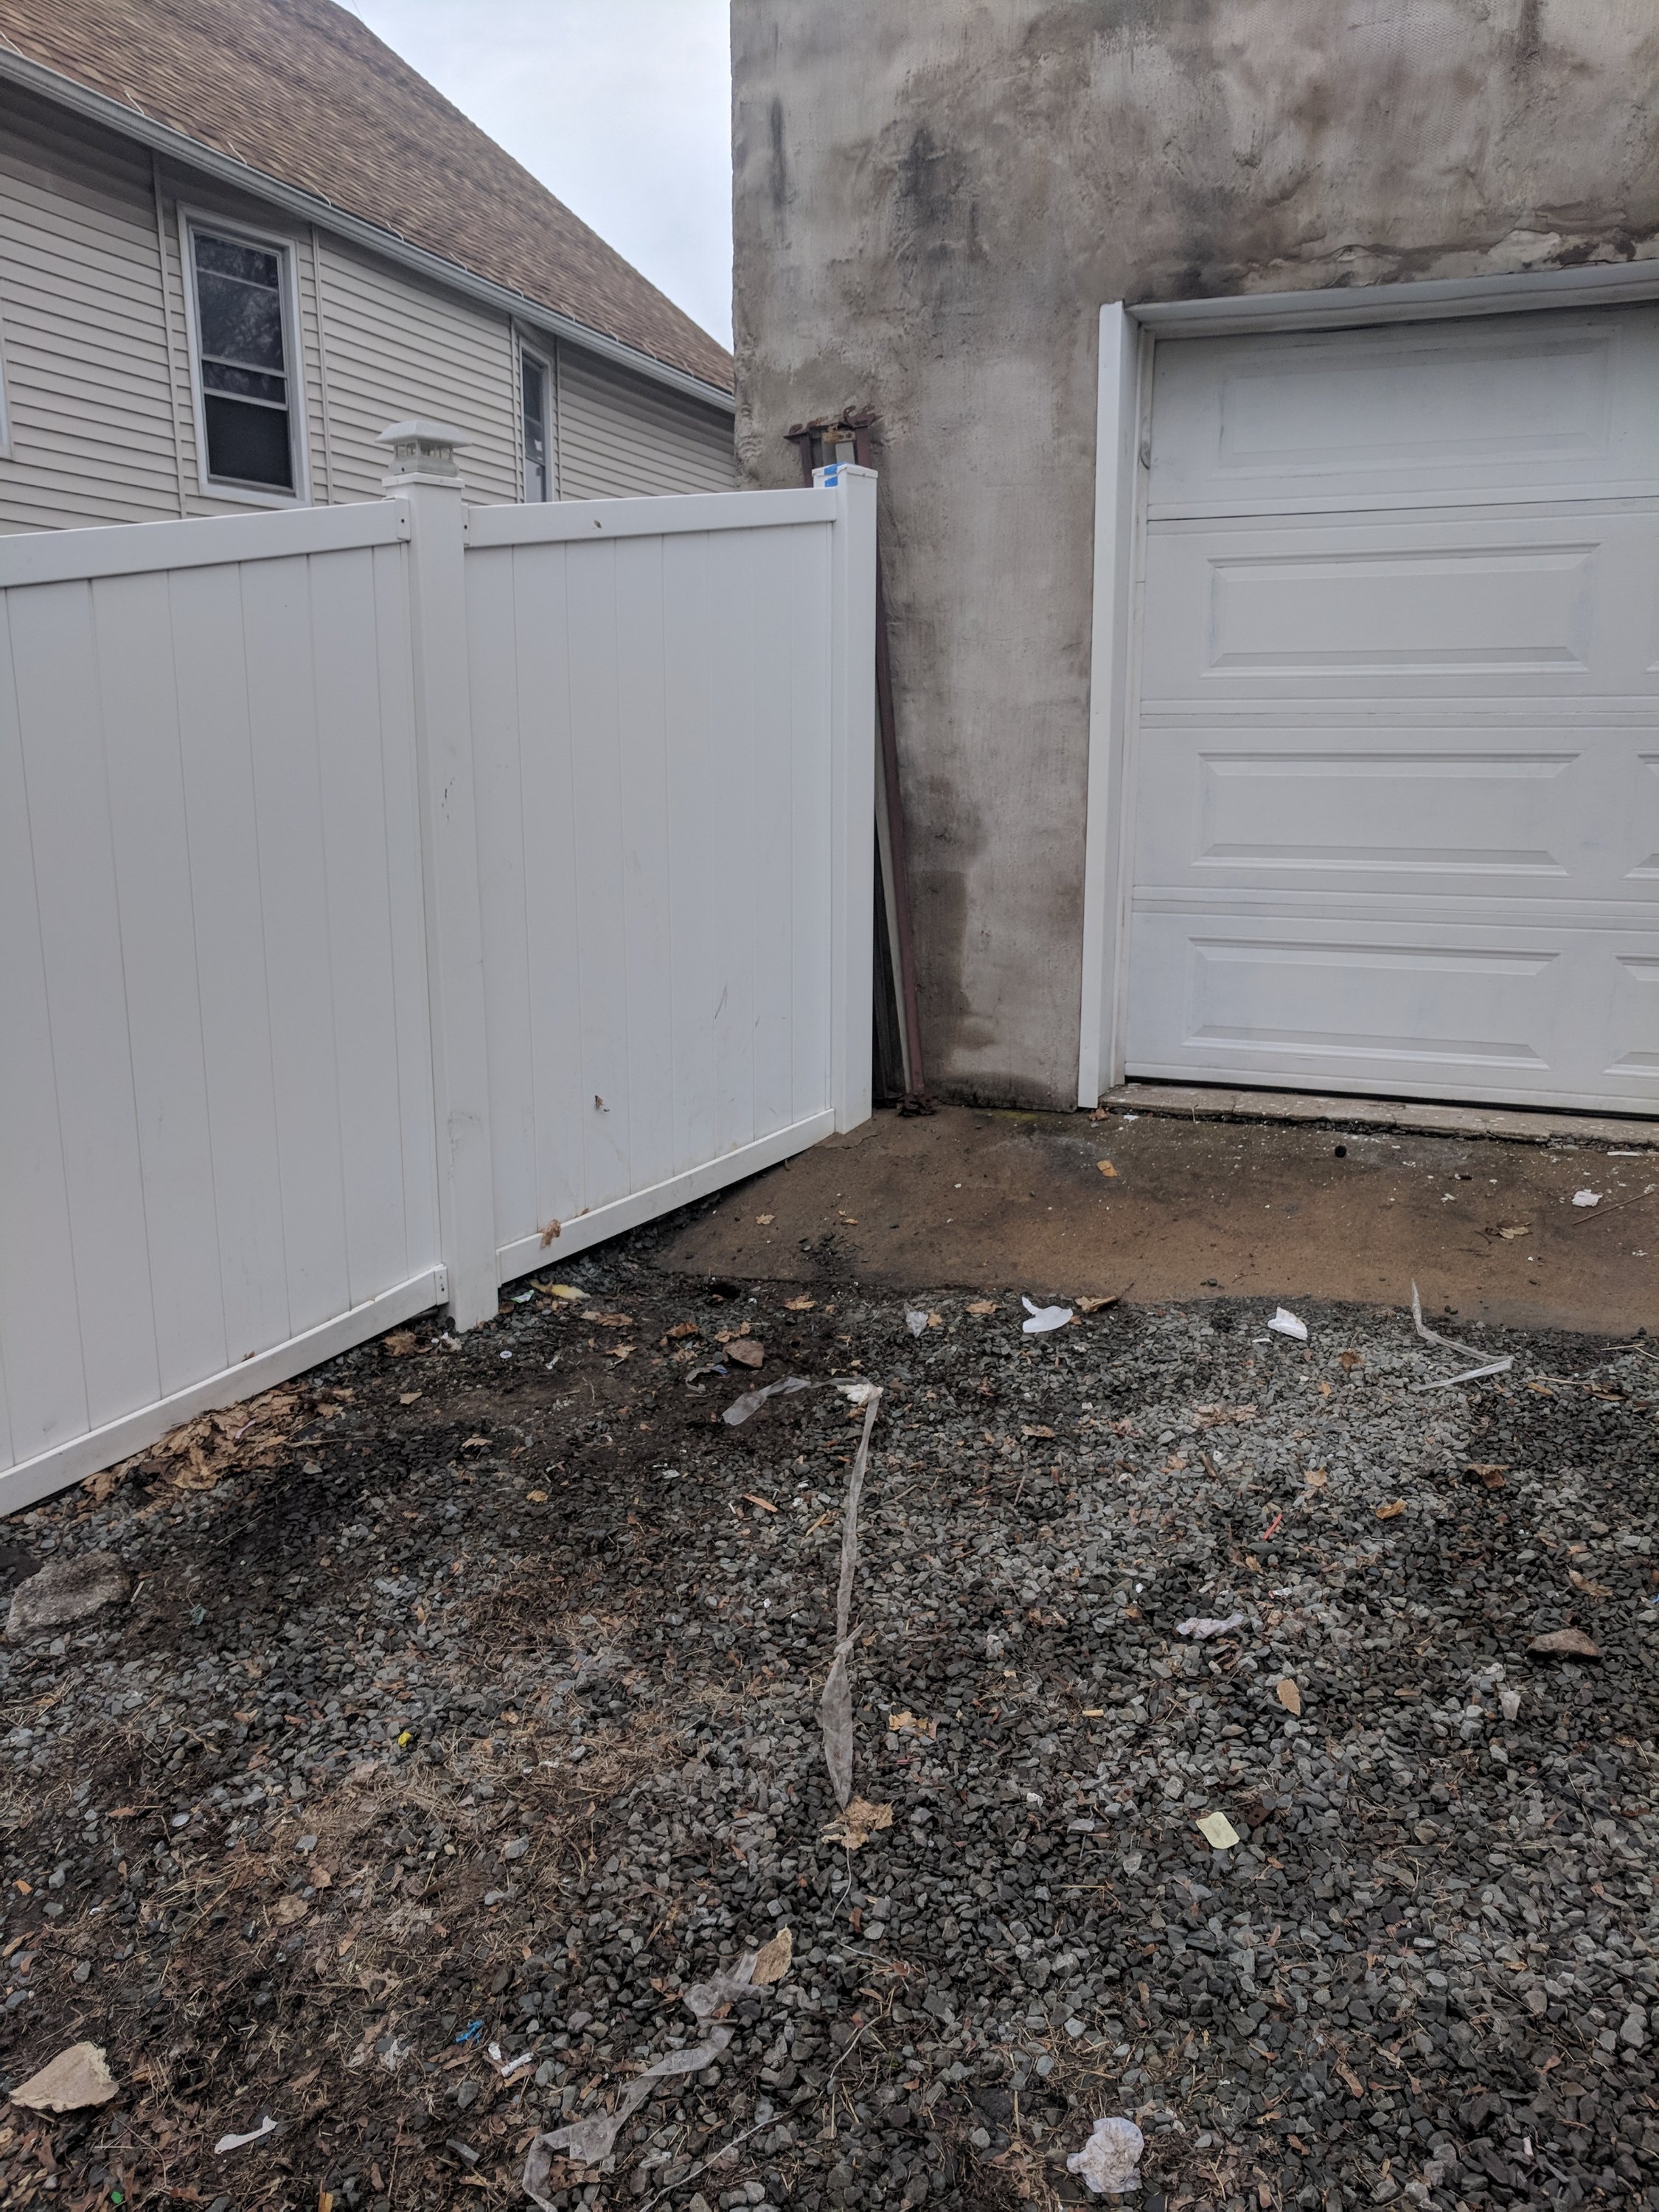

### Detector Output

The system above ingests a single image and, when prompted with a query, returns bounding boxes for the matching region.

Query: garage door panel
[1124,914,1659,1108]
[1132,723,1659,901]
[1126,309,1659,1116]
[1149,307,1659,516]
[1141,510,1659,702]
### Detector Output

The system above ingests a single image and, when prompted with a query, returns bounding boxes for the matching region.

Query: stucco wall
[731,0,1659,1108]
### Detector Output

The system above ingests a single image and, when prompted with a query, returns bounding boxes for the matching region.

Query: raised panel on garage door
[1123,303,1659,1115]
[1148,306,1659,517]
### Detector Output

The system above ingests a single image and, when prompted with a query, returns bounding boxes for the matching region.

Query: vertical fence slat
[566,538,631,1210]
[0,595,87,1469]
[13,580,160,1430]
[170,560,293,1364]
[241,554,353,1336]
[663,530,718,1178]
[310,546,414,1307]
[94,570,228,1397]
[616,532,675,1195]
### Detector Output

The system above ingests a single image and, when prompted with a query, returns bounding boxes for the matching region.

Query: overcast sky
[344,1,734,348]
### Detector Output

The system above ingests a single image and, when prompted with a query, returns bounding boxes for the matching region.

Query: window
[521,347,552,500]
[187,224,299,495]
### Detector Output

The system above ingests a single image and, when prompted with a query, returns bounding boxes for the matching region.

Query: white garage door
[1126,305,1659,1113]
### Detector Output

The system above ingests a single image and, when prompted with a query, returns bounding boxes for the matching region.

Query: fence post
[816,460,878,1133]
[380,421,498,1330]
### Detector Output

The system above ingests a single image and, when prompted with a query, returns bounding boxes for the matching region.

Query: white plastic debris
[1176,1613,1246,1640]
[1572,1189,1601,1208]
[215,2115,279,2153]
[722,1374,812,1427]
[1267,1308,1308,1342]
[1021,1296,1073,1334]
[905,1307,929,1337]
[523,1938,790,2198]
[1408,1281,1513,1389]
[833,1379,880,1405]
[1067,2115,1145,2196]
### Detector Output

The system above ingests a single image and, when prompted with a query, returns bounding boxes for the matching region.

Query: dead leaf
[751,1927,793,1985]
[397,1391,421,1406]
[271,1895,310,1926]
[966,1301,999,1317]
[1376,1500,1406,1520]
[10,2042,119,2113]
[1021,1425,1056,1441]
[461,1435,490,1450]
[591,1313,633,1329]
[667,1320,700,1340]
[1195,1810,1240,1850]
[383,1330,419,1357]
[539,1220,561,1246]
[1096,1160,1119,1178]
[821,1798,894,1851]
[1335,2061,1365,2101]
[1528,1627,1601,1659]
[1074,1295,1121,1315]
[605,1344,635,1363]
[886,1710,940,1740]
[1304,1469,1328,1489]
[784,1295,816,1312]
[742,1492,778,1514]
[1568,1570,1614,1600]
[1193,1403,1258,1429]
[837,1212,859,1226]
[534,1282,587,1302]
[1466,1462,1508,1489]
[85,1466,122,1504]
[727,1339,764,1370]
[1495,1224,1529,1240]
[1338,1349,1363,1371]
[756,1214,776,1226]
[526,1490,547,1503]
[1276,1677,1302,1715]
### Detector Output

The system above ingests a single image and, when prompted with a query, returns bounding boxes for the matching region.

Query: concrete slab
[1101,1082,1659,1150]
[653,1104,1658,1338]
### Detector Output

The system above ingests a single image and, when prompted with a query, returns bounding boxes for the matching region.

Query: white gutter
[0,44,737,415]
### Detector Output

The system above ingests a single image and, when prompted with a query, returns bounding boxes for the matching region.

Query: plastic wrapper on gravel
[1067,2115,1145,2195]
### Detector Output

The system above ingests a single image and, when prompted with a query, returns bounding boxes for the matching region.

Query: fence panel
[1,460,874,1513]
[464,488,852,1281]
[0,505,443,1510]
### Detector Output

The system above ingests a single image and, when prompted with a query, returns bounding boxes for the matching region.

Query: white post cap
[377,420,471,481]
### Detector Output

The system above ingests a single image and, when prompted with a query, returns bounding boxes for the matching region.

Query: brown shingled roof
[0,0,734,393]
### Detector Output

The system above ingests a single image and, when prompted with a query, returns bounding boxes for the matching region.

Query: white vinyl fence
[1,434,875,1512]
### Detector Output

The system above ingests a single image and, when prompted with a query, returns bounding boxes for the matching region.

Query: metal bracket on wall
[787,413,932,1115]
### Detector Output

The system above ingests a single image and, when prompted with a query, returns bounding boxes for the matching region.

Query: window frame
[519,341,554,501]
[178,206,310,508]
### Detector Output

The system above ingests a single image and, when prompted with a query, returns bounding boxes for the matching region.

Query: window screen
[192,229,296,493]
[522,349,551,501]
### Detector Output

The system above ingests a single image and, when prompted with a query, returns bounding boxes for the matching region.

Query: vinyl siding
[317,234,518,505]
[0,87,183,530]
[555,344,734,498]
[0,88,732,532]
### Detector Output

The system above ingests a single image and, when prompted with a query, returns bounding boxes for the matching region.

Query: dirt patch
[1,1237,1656,2210]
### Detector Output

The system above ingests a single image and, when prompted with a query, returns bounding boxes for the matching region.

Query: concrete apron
[654,1103,1658,1338]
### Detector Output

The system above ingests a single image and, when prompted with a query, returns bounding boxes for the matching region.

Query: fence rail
[1,437,874,1512]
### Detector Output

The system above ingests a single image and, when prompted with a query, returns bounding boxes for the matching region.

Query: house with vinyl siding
[0,0,735,534]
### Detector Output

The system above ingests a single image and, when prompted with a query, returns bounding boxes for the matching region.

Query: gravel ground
[1,1230,1658,2212]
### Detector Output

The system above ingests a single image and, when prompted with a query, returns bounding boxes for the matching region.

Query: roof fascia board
[0,43,736,414]
[1130,257,1659,335]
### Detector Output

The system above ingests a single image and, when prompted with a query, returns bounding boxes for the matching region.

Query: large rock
[7,1554,129,1640]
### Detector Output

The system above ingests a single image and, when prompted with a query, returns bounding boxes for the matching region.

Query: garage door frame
[1077,255,1659,1110]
